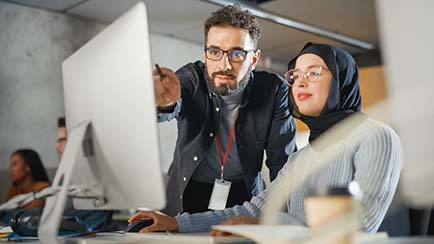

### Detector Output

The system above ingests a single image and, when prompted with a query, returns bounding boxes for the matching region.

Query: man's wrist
[171,216,179,233]
[157,101,176,111]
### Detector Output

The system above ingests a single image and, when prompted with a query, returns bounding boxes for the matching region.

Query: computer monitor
[375,0,434,206]
[38,2,166,242]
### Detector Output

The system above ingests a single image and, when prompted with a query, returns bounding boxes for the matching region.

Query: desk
[2,232,252,244]
[83,236,434,244]
[3,234,434,244]
[376,237,434,243]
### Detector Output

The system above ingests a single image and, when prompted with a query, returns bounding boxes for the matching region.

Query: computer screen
[375,0,434,206]
[38,1,166,241]
[62,0,165,211]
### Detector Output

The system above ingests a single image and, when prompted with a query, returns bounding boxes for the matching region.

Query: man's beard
[205,65,252,96]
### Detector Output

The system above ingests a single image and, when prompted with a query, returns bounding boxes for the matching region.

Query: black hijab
[287,42,362,142]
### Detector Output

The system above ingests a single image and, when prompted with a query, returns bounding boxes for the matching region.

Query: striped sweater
[175,117,403,233]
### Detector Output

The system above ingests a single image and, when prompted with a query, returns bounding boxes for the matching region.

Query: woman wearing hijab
[6,149,50,209]
[127,42,403,234]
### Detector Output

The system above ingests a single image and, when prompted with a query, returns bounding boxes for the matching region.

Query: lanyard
[215,126,236,180]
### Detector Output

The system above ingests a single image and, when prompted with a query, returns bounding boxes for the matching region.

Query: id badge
[208,179,231,210]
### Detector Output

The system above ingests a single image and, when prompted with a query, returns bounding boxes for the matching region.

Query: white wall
[150,34,203,173]
[0,1,105,169]
[0,2,202,173]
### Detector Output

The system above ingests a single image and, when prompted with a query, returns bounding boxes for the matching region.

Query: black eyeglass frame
[204,47,256,63]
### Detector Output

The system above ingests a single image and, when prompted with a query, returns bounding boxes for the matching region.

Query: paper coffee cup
[304,182,361,244]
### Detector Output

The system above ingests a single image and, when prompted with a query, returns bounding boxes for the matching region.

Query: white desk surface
[2,232,434,244]
[1,232,251,244]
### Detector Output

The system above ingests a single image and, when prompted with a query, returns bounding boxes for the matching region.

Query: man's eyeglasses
[284,65,330,86]
[204,47,255,63]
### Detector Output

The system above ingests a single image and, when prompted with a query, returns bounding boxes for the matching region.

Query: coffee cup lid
[307,181,361,197]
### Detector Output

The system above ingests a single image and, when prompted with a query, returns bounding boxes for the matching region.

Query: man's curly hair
[204,4,261,47]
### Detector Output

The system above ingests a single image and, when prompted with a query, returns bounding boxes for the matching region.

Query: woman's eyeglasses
[284,65,330,86]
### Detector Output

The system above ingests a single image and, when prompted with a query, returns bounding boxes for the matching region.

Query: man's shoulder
[176,60,205,76]
[252,69,285,85]
[252,69,279,77]
[175,60,206,86]
[251,70,287,95]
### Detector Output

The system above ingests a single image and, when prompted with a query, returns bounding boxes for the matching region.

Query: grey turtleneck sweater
[191,91,244,183]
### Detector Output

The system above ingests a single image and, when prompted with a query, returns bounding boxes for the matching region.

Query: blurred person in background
[56,116,67,161]
[6,149,49,209]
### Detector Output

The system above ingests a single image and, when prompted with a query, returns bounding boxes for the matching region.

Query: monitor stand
[37,120,92,244]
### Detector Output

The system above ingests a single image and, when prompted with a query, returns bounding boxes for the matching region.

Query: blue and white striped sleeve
[175,157,304,233]
[175,194,263,233]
